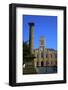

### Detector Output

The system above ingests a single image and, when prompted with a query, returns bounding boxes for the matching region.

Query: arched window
[55,61,57,65]
[37,62,39,67]
[41,61,44,67]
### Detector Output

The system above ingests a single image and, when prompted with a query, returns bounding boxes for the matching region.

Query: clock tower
[40,36,45,51]
[39,36,45,60]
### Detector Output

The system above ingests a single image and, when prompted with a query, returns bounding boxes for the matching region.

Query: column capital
[28,22,34,26]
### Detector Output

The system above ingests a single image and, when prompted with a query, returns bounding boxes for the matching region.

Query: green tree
[23,41,35,64]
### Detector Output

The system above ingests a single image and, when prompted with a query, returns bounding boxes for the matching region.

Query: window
[55,61,57,65]
[46,61,49,66]
[37,62,39,67]
[41,61,44,67]
[41,52,44,58]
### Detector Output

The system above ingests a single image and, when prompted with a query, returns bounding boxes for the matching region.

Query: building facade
[33,47,57,67]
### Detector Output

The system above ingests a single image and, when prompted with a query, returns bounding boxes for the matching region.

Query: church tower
[39,36,45,62]
[40,36,45,50]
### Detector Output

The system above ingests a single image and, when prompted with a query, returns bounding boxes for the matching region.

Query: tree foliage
[23,41,35,64]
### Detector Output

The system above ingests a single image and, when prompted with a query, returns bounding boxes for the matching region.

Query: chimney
[29,23,34,54]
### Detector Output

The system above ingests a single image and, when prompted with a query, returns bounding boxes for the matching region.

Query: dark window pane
[41,61,44,67]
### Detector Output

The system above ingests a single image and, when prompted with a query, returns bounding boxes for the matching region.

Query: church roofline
[33,48,57,52]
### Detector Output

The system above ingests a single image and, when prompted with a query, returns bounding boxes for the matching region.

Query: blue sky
[23,15,57,50]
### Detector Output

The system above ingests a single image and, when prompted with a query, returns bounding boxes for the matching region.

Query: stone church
[28,22,57,68]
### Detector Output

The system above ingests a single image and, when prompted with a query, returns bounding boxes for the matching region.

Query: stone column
[29,23,34,54]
